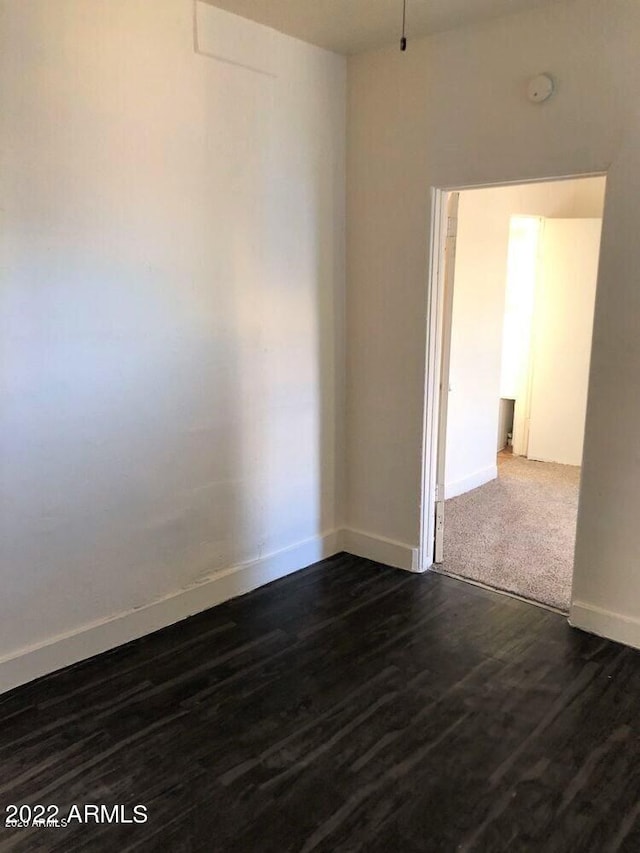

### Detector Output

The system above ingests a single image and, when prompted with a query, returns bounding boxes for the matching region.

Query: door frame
[418,171,607,574]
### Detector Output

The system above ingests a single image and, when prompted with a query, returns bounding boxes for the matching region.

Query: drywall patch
[194,1,278,77]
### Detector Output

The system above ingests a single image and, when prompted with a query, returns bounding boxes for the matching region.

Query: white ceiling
[201,0,568,55]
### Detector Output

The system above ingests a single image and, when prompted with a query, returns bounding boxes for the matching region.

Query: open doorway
[422,175,606,612]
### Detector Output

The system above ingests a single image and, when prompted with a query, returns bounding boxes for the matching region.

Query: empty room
[2,1,640,851]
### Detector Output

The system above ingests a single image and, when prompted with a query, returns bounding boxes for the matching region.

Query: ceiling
[200,0,568,55]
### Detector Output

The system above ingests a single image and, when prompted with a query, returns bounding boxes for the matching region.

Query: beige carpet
[441,455,580,612]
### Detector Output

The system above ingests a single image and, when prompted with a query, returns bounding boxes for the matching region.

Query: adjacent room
[2,0,640,850]
[438,177,606,611]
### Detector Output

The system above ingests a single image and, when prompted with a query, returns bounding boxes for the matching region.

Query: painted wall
[501,216,541,415]
[527,218,601,466]
[0,1,345,672]
[445,179,604,497]
[346,0,640,643]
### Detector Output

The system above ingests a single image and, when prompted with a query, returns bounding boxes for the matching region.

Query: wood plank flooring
[1,553,639,852]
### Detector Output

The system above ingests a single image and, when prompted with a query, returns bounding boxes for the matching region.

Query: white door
[434,192,459,563]
[527,218,602,466]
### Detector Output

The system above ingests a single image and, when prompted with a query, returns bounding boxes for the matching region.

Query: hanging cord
[400,0,407,51]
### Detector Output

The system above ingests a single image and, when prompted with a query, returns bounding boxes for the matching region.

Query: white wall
[0,0,345,687]
[444,190,506,497]
[500,216,541,400]
[346,0,640,645]
[445,179,604,497]
[527,218,601,466]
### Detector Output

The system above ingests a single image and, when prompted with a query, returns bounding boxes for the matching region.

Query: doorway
[421,175,606,612]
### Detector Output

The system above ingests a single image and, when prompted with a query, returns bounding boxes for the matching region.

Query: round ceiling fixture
[527,74,555,103]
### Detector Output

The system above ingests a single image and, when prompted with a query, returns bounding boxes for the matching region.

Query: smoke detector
[527,74,555,103]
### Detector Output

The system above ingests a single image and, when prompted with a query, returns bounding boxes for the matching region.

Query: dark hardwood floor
[1,553,639,852]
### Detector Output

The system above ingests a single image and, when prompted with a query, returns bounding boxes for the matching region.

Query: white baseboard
[569,600,640,651]
[341,527,420,573]
[0,530,341,696]
[0,526,426,696]
[20,530,632,699]
[445,465,497,499]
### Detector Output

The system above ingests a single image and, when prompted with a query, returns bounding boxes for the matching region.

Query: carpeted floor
[440,454,580,612]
